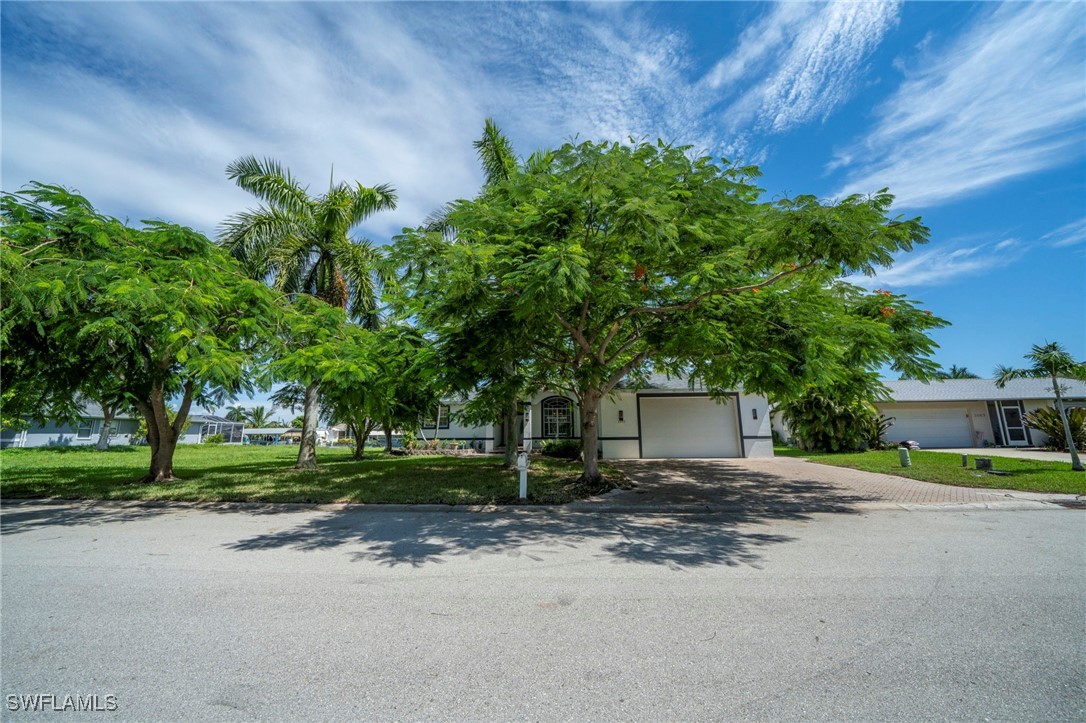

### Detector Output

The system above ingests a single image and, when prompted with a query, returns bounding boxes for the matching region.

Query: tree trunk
[95,406,116,451]
[296,381,320,470]
[136,380,191,483]
[503,397,519,468]
[383,422,393,453]
[1052,375,1084,471]
[579,389,602,483]
[356,420,378,460]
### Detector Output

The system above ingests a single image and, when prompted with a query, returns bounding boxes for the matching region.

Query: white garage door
[883,409,973,448]
[639,396,740,458]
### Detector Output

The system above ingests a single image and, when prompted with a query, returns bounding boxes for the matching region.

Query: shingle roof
[883,378,1086,403]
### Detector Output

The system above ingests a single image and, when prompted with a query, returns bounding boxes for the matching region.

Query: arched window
[541,397,574,439]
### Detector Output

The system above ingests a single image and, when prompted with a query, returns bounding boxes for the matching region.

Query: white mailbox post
[516,452,529,500]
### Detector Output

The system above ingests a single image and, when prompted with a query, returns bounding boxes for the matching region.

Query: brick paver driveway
[589,457,1066,512]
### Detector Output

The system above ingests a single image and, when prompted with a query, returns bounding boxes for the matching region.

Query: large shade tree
[220,156,395,469]
[996,342,1086,471]
[2,184,279,482]
[395,139,945,483]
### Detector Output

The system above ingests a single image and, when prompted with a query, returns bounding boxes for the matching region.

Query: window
[76,419,97,439]
[421,405,451,429]
[542,397,574,438]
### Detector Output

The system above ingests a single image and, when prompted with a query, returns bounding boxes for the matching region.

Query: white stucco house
[425,375,773,459]
[874,378,1086,449]
[772,377,1086,450]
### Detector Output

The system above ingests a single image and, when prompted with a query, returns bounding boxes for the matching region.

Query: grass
[774,446,1086,495]
[0,445,621,505]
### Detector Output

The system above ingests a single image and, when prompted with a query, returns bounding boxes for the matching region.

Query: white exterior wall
[1,418,140,448]
[527,391,579,444]
[599,392,640,459]
[428,403,497,452]
[876,401,992,447]
[738,392,773,458]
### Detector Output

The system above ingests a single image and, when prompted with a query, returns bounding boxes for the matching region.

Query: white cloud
[3,1,905,239]
[711,1,901,135]
[1041,218,1086,248]
[834,2,1086,208]
[847,236,1023,289]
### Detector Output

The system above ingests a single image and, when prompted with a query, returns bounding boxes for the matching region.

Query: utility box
[898,447,911,467]
[975,457,993,471]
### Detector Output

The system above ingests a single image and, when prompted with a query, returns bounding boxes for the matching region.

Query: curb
[0,496,1073,517]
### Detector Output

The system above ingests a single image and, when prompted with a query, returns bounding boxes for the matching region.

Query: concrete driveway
[931,447,1078,463]
[576,457,1075,513]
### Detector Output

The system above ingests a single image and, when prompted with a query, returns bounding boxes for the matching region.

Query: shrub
[202,433,225,445]
[779,390,879,453]
[1023,406,1086,452]
[540,438,582,459]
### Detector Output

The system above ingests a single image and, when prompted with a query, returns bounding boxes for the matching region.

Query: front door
[999,401,1029,446]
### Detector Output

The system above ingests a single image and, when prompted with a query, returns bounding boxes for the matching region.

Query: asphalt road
[2,502,1084,721]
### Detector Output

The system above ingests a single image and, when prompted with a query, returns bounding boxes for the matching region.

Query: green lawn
[774,447,1086,495]
[0,445,618,505]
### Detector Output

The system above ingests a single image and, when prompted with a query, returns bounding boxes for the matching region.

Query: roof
[244,427,291,435]
[76,402,138,421]
[188,414,244,424]
[883,378,1086,403]
[617,372,704,391]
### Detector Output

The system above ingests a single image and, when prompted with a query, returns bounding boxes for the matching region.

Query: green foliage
[202,433,225,445]
[866,414,896,451]
[2,183,281,481]
[539,438,582,460]
[0,445,612,504]
[997,341,1086,470]
[779,389,880,453]
[393,135,945,480]
[134,407,191,444]
[774,448,1086,496]
[1024,406,1086,452]
[244,405,274,427]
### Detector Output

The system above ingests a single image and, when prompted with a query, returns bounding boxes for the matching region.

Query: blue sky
[3,1,1084,416]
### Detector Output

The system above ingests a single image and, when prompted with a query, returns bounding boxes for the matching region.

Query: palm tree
[225,405,247,422]
[944,365,979,379]
[996,342,1086,471]
[220,156,395,469]
[244,405,274,428]
[418,119,532,468]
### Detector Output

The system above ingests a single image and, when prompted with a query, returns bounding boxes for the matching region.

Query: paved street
[2,496,1084,721]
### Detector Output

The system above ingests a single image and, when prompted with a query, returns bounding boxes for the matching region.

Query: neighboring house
[179,415,245,445]
[876,378,1086,449]
[0,403,140,448]
[1,408,246,448]
[433,375,772,459]
[242,427,292,445]
[266,427,341,447]
[771,378,1086,449]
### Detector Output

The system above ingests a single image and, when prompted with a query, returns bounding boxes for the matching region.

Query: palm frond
[347,183,397,226]
[994,365,1027,388]
[225,156,312,216]
[474,118,518,186]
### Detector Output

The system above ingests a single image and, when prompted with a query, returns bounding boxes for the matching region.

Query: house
[875,378,1086,449]
[772,377,1086,450]
[1,403,141,448]
[1,407,246,448]
[179,414,245,444]
[429,375,772,459]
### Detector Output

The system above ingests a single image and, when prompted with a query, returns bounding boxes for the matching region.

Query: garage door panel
[884,409,972,448]
[639,396,739,458]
